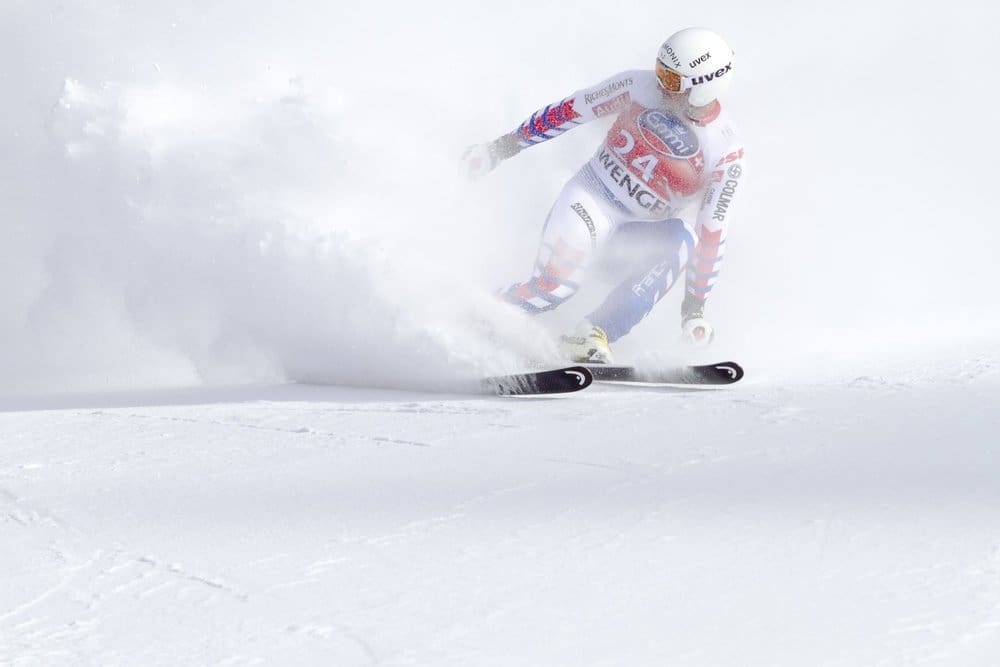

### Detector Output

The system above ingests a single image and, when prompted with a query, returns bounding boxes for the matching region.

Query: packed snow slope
[3,1,1000,665]
[3,353,1000,665]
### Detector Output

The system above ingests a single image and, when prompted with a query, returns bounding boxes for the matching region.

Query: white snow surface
[3,1,1000,664]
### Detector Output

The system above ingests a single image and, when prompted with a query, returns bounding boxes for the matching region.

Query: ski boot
[560,321,614,364]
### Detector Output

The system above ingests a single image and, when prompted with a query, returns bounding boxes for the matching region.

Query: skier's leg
[500,174,616,313]
[586,218,695,342]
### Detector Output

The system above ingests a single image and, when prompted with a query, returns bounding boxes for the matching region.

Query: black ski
[586,361,744,386]
[483,366,594,395]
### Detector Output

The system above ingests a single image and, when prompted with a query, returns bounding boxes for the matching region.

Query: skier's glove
[681,315,715,347]
[680,294,714,347]
[461,133,522,180]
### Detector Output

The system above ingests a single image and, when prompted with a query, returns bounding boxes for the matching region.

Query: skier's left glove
[680,294,714,347]
[461,133,522,180]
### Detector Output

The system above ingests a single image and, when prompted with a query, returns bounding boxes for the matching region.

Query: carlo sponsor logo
[636,110,700,158]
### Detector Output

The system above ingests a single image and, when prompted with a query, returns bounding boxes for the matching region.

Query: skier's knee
[499,272,578,313]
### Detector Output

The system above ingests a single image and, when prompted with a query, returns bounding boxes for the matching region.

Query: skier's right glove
[461,133,523,180]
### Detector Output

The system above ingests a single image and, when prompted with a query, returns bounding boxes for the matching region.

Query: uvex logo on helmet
[690,62,732,87]
[657,28,735,106]
[689,52,710,68]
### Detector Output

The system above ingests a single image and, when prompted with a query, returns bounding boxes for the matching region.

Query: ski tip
[562,366,594,390]
[483,365,593,396]
[706,361,744,383]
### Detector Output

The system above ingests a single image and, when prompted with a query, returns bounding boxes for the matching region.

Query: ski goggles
[655,61,692,93]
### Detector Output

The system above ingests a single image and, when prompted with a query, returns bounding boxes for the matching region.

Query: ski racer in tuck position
[463,27,746,364]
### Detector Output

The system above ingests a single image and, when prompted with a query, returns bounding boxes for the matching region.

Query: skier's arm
[683,146,746,323]
[464,71,640,178]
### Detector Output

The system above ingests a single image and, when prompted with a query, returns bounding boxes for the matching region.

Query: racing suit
[493,69,746,342]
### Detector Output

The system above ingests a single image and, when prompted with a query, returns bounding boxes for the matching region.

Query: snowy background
[2,1,999,664]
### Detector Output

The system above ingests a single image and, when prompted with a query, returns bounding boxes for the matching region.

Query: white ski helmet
[655,28,735,107]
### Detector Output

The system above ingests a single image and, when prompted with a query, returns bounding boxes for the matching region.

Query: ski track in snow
[1,352,999,665]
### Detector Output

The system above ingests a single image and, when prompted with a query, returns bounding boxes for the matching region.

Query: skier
[463,27,746,363]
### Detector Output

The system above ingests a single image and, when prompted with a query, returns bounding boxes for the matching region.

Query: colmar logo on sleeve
[712,163,743,222]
